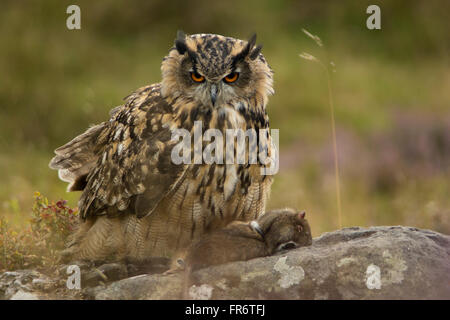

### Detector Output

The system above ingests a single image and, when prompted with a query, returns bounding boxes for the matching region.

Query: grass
[299,28,342,229]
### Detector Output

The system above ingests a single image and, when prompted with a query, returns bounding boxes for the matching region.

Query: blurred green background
[1,0,449,236]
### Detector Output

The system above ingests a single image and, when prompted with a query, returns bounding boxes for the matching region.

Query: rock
[0,269,55,300]
[2,226,449,300]
[84,273,183,300]
[87,226,450,300]
[10,290,40,300]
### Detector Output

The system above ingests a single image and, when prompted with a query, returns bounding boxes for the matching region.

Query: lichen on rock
[1,226,449,300]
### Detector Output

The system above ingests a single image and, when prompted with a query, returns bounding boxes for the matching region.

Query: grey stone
[10,290,39,300]
[2,226,450,300]
[88,226,450,300]
[0,269,58,299]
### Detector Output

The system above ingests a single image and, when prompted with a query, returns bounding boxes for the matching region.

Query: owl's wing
[50,84,188,219]
[49,122,108,192]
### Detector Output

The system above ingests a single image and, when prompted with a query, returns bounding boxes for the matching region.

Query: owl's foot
[82,262,129,287]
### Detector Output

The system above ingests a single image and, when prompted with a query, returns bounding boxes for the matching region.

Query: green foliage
[0,192,78,272]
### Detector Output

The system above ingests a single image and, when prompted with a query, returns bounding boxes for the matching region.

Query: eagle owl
[50,31,275,262]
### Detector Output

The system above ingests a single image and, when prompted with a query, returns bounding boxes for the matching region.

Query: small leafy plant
[0,192,78,272]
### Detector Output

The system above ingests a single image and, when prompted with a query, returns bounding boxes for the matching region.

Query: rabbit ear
[298,210,306,219]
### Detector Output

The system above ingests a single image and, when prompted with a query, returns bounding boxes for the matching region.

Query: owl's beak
[210,84,218,106]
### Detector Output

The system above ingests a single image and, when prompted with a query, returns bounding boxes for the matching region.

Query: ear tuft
[233,33,259,64]
[175,30,187,55]
[242,33,257,57]
[246,33,257,51]
[249,44,263,60]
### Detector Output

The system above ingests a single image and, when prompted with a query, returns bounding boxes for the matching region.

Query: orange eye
[224,72,239,83]
[191,72,205,83]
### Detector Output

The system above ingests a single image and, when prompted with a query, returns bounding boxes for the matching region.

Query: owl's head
[161,31,273,109]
